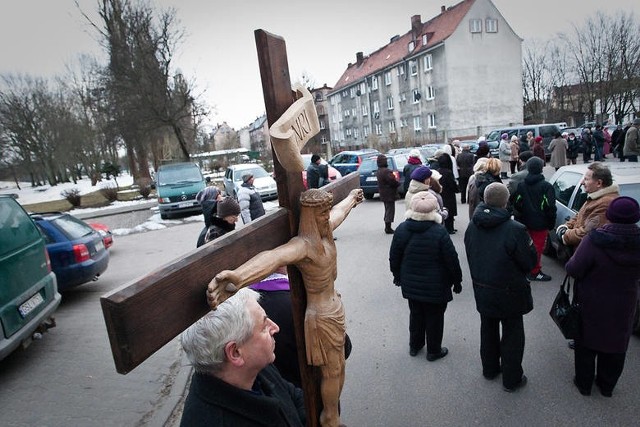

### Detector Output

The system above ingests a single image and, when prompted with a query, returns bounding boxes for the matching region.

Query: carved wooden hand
[206,271,240,310]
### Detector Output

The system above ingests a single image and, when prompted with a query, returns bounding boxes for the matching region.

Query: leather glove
[453,283,462,294]
[556,224,568,240]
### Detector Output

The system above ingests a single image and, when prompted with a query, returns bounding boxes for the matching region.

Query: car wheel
[364,192,374,200]
[161,213,168,220]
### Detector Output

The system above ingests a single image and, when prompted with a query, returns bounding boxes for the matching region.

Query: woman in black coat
[376,155,400,234]
[390,191,463,361]
[436,154,459,234]
[565,196,640,397]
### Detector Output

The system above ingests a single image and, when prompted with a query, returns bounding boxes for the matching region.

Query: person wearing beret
[565,196,640,397]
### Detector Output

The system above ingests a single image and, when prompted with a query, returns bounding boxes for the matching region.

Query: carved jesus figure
[207,187,363,427]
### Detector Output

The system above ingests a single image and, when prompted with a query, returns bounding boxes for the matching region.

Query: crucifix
[100,30,360,427]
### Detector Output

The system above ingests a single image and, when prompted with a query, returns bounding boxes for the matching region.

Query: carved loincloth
[304,298,345,366]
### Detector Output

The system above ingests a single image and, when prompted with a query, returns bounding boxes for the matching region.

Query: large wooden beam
[101,209,290,374]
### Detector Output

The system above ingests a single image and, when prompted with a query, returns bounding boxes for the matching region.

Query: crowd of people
[178,131,638,424]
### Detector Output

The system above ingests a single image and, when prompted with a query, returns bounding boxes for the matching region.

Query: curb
[73,200,158,220]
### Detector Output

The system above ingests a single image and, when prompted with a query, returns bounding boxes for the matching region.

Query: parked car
[328,149,380,176]
[223,163,278,201]
[88,222,114,249]
[486,123,561,160]
[156,162,206,220]
[544,162,640,334]
[0,196,61,361]
[301,154,342,189]
[358,153,410,199]
[30,212,110,291]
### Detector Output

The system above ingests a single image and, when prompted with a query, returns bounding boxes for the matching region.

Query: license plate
[366,176,377,182]
[178,202,193,208]
[95,239,104,252]
[19,293,44,318]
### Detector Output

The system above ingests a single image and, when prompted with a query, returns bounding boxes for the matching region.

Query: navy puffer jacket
[389,219,462,303]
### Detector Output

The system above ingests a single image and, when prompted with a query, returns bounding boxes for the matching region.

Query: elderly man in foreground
[180,288,305,427]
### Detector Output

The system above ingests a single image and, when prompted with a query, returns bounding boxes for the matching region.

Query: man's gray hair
[181,288,260,374]
[588,162,613,187]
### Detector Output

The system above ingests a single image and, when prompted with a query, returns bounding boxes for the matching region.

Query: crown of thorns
[300,189,333,207]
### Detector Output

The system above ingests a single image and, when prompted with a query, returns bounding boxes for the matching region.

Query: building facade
[328,0,523,151]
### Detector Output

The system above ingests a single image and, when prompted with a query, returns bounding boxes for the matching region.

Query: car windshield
[235,167,270,181]
[0,199,41,256]
[486,130,502,141]
[358,158,378,173]
[620,183,640,205]
[157,167,202,185]
[52,215,95,240]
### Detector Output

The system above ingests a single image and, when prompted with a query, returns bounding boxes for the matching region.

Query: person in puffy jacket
[390,191,462,361]
[464,183,537,392]
[237,173,265,224]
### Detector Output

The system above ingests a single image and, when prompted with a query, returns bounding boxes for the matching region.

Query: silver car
[223,164,278,201]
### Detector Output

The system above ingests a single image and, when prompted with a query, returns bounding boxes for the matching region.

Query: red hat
[534,136,543,143]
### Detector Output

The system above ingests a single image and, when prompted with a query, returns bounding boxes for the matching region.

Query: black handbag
[549,274,581,339]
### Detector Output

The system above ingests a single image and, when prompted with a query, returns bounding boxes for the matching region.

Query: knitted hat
[483,182,509,208]
[196,186,220,203]
[409,149,421,158]
[405,191,442,223]
[525,156,544,175]
[606,196,640,224]
[242,173,254,183]
[511,135,519,142]
[410,165,432,182]
[217,197,241,217]
[534,136,543,143]
[501,133,508,139]
[311,154,321,163]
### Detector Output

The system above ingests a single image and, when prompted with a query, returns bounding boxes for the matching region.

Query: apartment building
[328,0,523,151]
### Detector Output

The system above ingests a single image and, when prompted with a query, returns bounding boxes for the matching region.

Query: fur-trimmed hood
[404,209,442,224]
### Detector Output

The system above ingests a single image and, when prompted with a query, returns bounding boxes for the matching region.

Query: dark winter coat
[565,224,640,353]
[566,136,581,159]
[196,199,218,247]
[437,155,459,216]
[376,157,400,202]
[512,173,557,231]
[180,364,305,427]
[402,157,422,194]
[390,219,462,303]
[456,150,474,179]
[200,215,236,247]
[464,203,537,318]
[306,162,327,189]
[475,171,501,203]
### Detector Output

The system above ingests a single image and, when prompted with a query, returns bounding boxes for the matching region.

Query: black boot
[385,222,394,234]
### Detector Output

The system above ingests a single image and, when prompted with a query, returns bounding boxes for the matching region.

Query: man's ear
[224,341,244,367]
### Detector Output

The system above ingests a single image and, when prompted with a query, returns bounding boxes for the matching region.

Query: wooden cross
[100,29,359,426]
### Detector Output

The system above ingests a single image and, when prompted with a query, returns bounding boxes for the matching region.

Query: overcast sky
[1,0,637,130]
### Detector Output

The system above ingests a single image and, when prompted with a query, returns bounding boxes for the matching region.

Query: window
[422,34,428,45]
[319,120,325,130]
[410,60,418,75]
[363,125,370,137]
[371,76,379,90]
[397,65,405,76]
[470,19,482,33]
[408,41,415,52]
[352,108,356,117]
[344,109,350,118]
[413,89,421,103]
[354,128,360,139]
[346,128,352,137]
[428,114,436,128]
[426,86,435,100]
[384,71,392,86]
[373,100,380,114]
[486,18,498,33]
[342,90,348,97]
[400,93,407,102]
[387,96,394,110]
[350,87,355,98]
[413,116,422,131]
[400,118,408,128]
[361,82,366,94]
[389,121,396,133]
[362,104,369,116]
[423,54,432,71]
[375,123,382,135]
